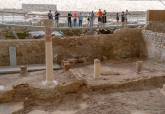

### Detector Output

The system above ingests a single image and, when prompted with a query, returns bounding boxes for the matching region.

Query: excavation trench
[0,73,165,114]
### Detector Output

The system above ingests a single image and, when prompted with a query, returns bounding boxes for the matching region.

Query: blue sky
[0,0,165,11]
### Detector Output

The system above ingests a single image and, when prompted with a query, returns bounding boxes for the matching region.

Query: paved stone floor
[0,64,61,74]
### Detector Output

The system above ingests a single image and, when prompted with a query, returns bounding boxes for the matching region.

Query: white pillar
[160,84,165,96]
[163,84,165,91]
[94,59,101,79]
[136,61,143,74]
[43,20,57,86]
[45,39,54,81]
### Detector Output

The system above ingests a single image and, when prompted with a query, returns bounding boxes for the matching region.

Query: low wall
[146,21,165,33]
[0,28,144,66]
[142,30,165,62]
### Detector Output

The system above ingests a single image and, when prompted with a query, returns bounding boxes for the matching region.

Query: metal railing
[0,11,146,28]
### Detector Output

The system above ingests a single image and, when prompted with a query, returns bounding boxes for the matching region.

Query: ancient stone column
[136,61,143,74]
[43,20,57,86]
[94,59,101,79]
[163,84,165,91]
[160,84,165,96]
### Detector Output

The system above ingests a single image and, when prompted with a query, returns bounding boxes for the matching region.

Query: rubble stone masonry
[142,30,165,62]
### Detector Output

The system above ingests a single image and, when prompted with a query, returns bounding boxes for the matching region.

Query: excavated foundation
[0,61,165,114]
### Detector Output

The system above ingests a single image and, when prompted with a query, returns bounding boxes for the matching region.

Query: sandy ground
[25,89,165,114]
[1,89,165,114]
[0,60,165,114]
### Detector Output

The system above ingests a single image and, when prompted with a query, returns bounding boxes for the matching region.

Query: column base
[160,89,165,96]
[160,84,165,96]
[0,85,5,91]
[42,80,58,88]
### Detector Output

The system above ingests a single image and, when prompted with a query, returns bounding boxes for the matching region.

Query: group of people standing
[67,11,83,27]
[48,9,129,28]
[48,10,60,27]
[48,10,84,28]
[67,11,95,29]
[48,10,96,29]
[96,9,107,28]
[116,10,129,26]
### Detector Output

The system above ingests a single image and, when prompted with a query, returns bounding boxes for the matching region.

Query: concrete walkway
[0,64,61,74]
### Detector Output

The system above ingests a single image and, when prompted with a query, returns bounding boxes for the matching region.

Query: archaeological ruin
[0,10,164,114]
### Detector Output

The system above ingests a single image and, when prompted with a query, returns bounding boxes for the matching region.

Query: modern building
[22,4,57,12]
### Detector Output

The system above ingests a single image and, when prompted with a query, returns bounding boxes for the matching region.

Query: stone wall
[142,30,165,62]
[0,28,145,66]
[146,21,165,33]
[0,40,45,66]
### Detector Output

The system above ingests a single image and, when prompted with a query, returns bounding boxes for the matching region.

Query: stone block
[136,61,143,74]
[94,59,101,78]
[57,79,86,94]
[20,65,28,76]
[28,110,46,114]
[9,46,17,66]
[63,60,71,71]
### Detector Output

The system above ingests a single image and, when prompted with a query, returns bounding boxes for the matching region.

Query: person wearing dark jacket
[116,13,119,23]
[48,10,53,20]
[55,11,60,27]
[89,11,95,32]
[121,11,125,27]
[103,10,107,23]
[68,12,72,27]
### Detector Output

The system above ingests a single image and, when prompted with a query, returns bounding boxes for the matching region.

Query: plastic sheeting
[29,31,64,39]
